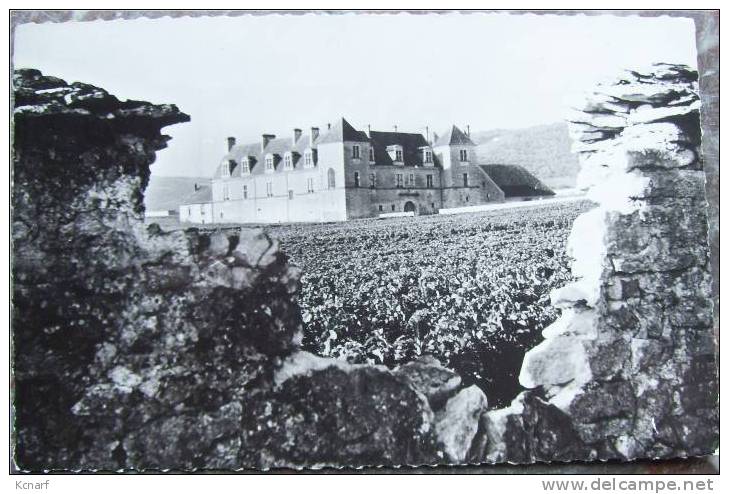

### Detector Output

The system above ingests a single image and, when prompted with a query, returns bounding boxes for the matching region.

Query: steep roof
[180,183,212,204]
[214,133,317,179]
[317,117,369,144]
[479,164,555,198]
[214,118,461,177]
[433,125,475,147]
[368,131,435,167]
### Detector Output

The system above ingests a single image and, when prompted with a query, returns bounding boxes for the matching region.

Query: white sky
[13,12,697,177]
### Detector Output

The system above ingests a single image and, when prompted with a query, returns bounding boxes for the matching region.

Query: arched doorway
[404,201,417,214]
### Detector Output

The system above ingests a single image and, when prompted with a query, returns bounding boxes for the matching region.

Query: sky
[13,12,697,177]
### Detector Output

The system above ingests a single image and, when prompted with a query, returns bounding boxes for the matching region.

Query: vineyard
[267,200,595,407]
[152,200,593,407]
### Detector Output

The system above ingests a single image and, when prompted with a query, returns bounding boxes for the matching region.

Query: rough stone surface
[479,64,719,463]
[434,385,488,464]
[393,356,462,410]
[241,355,440,469]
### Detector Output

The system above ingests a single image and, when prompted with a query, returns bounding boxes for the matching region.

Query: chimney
[367,124,371,137]
[466,125,470,137]
[327,122,331,130]
[425,125,430,144]
[227,137,236,151]
[261,134,275,151]
[293,128,302,143]
[310,127,320,143]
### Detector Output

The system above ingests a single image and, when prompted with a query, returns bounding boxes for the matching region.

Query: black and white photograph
[9,8,719,475]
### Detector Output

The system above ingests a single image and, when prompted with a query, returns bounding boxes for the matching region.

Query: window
[395,150,403,162]
[221,160,230,177]
[223,184,230,201]
[307,177,315,193]
[288,189,294,200]
[352,145,360,159]
[391,204,396,211]
[463,173,469,187]
[354,171,360,188]
[266,182,273,197]
[369,173,376,189]
[459,149,468,162]
[396,174,403,188]
[426,174,433,188]
[466,195,470,202]
[379,205,383,212]
[241,159,250,174]
[328,168,336,189]
[200,204,205,215]
[424,150,433,163]
[431,202,435,209]
[369,148,375,162]
[284,154,292,170]
[305,151,312,167]
[187,206,191,216]
[266,155,274,171]
[243,185,248,199]
[409,173,414,187]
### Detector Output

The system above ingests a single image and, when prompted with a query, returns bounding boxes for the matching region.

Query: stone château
[180,117,551,224]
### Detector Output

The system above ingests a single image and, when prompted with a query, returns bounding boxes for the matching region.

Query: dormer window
[265,154,275,172]
[387,145,404,164]
[241,158,250,174]
[352,145,361,160]
[424,150,433,163]
[284,153,293,171]
[369,147,375,162]
[459,149,469,162]
[221,159,230,177]
[303,149,316,168]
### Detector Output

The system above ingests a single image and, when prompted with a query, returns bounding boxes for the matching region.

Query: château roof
[214,117,476,178]
[479,164,555,198]
[215,133,317,178]
[433,125,475,147]
[180,183,212,204]
[317,117,369,144]
[368,131,435,167]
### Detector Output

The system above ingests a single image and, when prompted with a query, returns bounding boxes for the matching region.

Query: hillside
[472,122,580,189]
[144,176,211,212]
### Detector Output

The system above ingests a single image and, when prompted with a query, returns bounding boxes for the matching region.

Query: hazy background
[13,12,697,177]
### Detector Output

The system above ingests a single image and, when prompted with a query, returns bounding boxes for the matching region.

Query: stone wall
[479,64,718,463]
